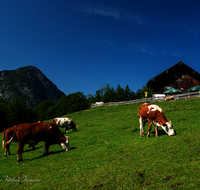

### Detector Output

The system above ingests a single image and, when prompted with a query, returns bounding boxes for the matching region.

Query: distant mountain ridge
[0,66,65,107]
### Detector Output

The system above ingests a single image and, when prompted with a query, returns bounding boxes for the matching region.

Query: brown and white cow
[165,95,175,102]
[138,103,175,138]
[53,118,78,134]
[2,126,36,157]
[3,122,70,162]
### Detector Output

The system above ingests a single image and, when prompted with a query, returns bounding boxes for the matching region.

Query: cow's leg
[17,142,25,162]
[4,147,8,157]
[7,143,11,155]
[147,121,152,138]
[139,116,145,137]
[4,143,11,157]
[29,143,36,149]
[31,144,36,149]
[8,146,11,155]
[43,143,50,156]
[155,126,159,137]
[4,148,7,157]
[17,153,22,163]
[65,126,69,134]
[4,145,8,157]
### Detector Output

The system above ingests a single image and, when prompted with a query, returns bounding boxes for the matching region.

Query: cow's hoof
[43,152,49,156]
[140,133,144,137]
[17,159,23,163]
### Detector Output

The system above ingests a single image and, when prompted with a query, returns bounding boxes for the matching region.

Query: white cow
[53,118,78,134]
[95,102,104,106]
[165,95,175,102]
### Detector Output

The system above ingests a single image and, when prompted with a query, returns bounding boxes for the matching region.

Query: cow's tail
[2,126,17,150]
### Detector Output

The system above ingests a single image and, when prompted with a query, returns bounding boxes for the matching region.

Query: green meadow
[0,98,200,189]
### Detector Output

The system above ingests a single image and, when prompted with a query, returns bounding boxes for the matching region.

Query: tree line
[0,92,89,132]
[0,84,153,132]
[88,84,153,103]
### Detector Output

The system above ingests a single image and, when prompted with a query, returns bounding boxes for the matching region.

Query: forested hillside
[0,92,89,132]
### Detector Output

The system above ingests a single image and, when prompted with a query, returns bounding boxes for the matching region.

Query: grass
[1,98,200,189]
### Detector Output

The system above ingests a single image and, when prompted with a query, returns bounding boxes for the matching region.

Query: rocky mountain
[0,66,65,107]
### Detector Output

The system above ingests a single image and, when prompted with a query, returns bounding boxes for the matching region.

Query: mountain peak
[0,66,65,107]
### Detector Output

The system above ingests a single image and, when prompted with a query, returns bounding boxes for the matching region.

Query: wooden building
[147,61,200,94]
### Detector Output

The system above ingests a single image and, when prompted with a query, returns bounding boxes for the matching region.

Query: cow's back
[139,103,167,123]
[16,123,38,141]
[53,118,69,127]
[138,103,152,119]
[16,122,65,144]
[16,123,50,142]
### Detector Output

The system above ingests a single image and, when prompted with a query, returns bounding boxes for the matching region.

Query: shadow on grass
[62,131,80,135]
[152,130,166,136]
[6,146,43,156]
[23,146,43,153]
[25,147,76,161]
[132,128,139,133]
[152,129,177,136]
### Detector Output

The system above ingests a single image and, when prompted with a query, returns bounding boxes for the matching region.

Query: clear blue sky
[1,0,200,96]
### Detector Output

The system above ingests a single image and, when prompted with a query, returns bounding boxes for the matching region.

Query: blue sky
[1,0,200,96]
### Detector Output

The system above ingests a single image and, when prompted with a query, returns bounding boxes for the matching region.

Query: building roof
[148,61,200,83]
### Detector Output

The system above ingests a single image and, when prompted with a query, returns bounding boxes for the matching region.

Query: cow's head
[162,121,175,136]
[60,136,70,151]
[69,120,78,132]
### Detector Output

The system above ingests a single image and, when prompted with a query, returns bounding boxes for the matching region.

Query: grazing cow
[138,103,175,138]
[95,102,104,106]
[2,126,36,157]
[3,122,70,162]
[53,118,78,134]
[165,95,175,102]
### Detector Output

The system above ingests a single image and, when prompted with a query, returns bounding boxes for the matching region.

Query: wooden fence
[91,91,200,108]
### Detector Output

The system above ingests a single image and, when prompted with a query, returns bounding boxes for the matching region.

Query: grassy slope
[0,98,200,189]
